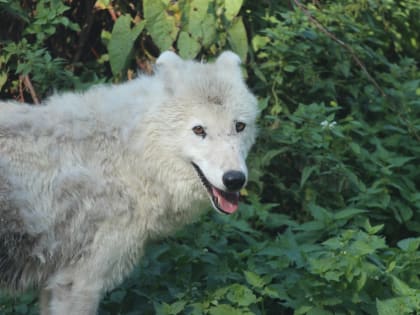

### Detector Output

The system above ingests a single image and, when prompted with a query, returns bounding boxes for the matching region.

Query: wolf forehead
[155,51,257,111]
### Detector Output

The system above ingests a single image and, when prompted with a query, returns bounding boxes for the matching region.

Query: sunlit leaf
[108,15,145,75]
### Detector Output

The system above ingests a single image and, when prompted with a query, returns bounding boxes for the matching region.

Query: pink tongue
[211,187,239,214]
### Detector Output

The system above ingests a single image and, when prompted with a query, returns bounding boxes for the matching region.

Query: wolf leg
[41,279,102,315]
[39,288,51,315]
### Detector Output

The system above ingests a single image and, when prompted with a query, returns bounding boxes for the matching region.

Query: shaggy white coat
[0,51,258,315]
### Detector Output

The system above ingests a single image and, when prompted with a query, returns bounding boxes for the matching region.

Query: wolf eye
[192,125,206,138]
[235,121,246,133]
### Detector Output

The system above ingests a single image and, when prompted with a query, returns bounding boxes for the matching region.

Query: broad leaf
[108,15,145,75]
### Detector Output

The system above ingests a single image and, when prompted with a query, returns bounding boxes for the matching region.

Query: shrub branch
[292,0,386,97]
[20,75,40,104]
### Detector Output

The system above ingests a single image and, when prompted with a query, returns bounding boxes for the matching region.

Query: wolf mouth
[191,163,239,214]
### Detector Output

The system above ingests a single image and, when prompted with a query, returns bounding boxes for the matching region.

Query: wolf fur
[0,51,258,314]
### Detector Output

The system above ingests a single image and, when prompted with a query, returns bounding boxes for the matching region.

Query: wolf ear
[216,51,242,75]
[216,51,241,66]
[155,51,183,94]
[156,51,183,69]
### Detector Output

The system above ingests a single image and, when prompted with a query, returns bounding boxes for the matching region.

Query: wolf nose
[222,171,246,191]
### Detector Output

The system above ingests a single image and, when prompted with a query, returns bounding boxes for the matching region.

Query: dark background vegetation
[1,0,420,314]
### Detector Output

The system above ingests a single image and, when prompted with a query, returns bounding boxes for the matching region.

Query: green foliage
[143,0,247,60]
[0,0,82,98]
[1,0,420,314]
[0,0,247,100]
[0,290,38,315]
[243,0,420,313]
[107,15,145,76]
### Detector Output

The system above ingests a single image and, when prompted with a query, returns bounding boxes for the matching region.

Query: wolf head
[151,51,258,215]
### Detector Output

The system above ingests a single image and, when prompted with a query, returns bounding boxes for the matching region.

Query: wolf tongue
[211,187,239,214]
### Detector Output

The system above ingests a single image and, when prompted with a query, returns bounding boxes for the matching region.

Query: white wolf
[0,51,258,315]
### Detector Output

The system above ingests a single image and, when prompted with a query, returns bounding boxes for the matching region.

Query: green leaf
[363,219,384,235]
[143,0,179,51]
[388,156,415,168]
[200,14,217,47]
[283,65,296,72]
[348,234,386,255]
[390,275,415,296]
[343,168,366,192]
[252,35,270,51]
[308,308,334,315]
[261,148,288,166]
[295,305,314,315]
[300,165,317,187]
[154,300,187,315]
[349,142,361,155]
[108,15,145,75]
[322,237,343,250]
[307,204,332,222]
[226,284,258,306]
[184,0,217,48]
[244,270,266,288]
[298,220,325,231]
[0,1,29,23]
[396,203,413,222]
[95,0,111,9]
[333,208,366,220]
[356,271,367,291]
[376,298,408,315]
[0,72,7,91]
[178,31,201,59]
[262,285,288,299]
[397,237,420,252]
[208,304,243,315]
[224,0,243,21]
[168,301,187,315]
[227,17,248,62]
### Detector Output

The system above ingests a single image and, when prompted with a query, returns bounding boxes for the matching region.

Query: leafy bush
[0,0,247,100]
[1,0,420,314]
[245,0,420,313]
[0,0,102,100]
